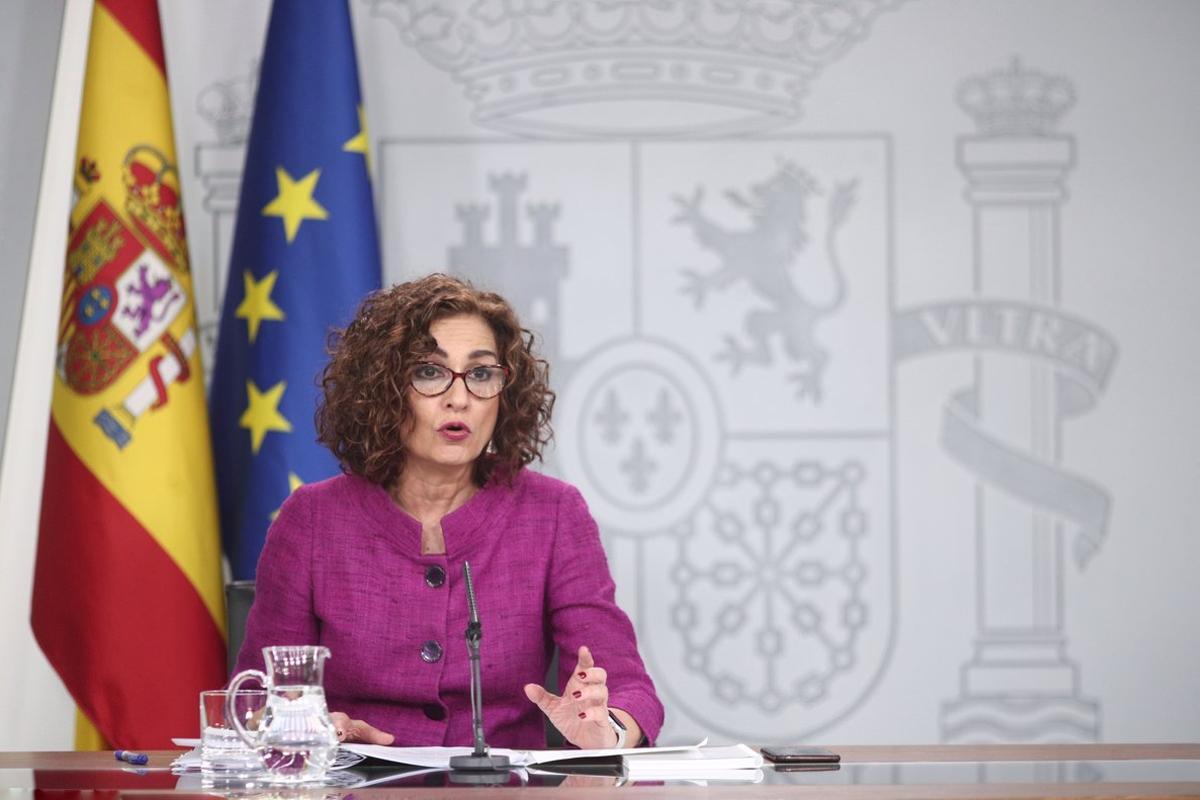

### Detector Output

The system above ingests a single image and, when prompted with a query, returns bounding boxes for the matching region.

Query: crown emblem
[122,145,187,269]
[957,58,1075,136]
[369,0,905,137]
[197,61,259,145]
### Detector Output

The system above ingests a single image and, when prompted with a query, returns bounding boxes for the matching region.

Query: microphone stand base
[447,770,513,785]
[448,753,512,773]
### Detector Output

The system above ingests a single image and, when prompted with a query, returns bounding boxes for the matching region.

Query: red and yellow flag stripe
[32,0,225,750]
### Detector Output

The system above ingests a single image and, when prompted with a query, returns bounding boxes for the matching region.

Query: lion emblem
[675,160,857,401]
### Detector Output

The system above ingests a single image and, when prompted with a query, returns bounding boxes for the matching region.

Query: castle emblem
[447,173,569,371]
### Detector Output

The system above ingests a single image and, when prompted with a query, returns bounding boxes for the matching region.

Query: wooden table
[2,744,1198,798]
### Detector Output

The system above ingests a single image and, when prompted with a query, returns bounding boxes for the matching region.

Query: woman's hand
[330,711,395,745]
[524,645,638,749]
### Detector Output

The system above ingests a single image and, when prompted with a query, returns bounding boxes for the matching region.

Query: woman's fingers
[575,666,608,686]
[524,682,559,713]
[573,645,595,673]
[350,719,395,746]
[568,683,609,709]
[574,704,609,725]
[566,646,608,690]
[563,646,609,708]
[535,646,622,749]
[330,711,394,746]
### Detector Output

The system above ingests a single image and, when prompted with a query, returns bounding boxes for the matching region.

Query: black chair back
[224,580,256,677]
[543,646,564,747]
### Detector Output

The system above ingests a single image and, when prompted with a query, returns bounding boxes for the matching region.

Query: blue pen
[115,750,149,765]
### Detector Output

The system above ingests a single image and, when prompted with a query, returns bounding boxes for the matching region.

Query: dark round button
[422,703,446,721]
[424,565,446,588]
[420,640,443,663]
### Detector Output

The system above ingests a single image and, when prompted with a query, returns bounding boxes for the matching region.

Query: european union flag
[210,0,381,579]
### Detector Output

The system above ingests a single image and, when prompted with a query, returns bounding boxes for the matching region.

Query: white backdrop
[1,0,1198,749]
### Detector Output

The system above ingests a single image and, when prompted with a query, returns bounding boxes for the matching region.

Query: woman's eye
[467,367,492,381]
[415,365,443,379]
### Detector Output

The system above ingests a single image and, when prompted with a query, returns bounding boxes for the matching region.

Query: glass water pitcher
[227,645,339,783]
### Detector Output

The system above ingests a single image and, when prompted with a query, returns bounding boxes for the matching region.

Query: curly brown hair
[316,273,554,487]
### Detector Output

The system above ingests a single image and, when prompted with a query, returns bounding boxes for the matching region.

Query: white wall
[0,0,78,751]
[2,0,1197,748]
[0,3,61,451]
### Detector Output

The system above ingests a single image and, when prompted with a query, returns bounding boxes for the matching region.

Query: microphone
[448,561,512,774]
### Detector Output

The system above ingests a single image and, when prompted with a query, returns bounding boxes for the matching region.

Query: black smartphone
[761,745,840,764]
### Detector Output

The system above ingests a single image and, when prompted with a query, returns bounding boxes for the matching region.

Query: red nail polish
[577,712,586,719]
[578,671,587,679]
[572,690,582,699]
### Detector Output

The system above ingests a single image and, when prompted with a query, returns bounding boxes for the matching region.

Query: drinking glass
[200,689,267,778]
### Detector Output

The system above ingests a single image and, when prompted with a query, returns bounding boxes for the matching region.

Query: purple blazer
[234,469,663,748]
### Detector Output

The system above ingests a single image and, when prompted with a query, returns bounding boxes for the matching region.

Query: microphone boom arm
[448,561,512,773]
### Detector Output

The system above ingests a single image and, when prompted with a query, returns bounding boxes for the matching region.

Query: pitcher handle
[226,670,269,750]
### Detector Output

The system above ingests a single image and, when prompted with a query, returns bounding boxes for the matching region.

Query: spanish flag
[31,0,225,749]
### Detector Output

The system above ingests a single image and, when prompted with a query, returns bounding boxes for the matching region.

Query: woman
[234,274,663,749]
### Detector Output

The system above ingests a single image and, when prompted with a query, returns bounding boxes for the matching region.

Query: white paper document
[345,738,707,769]
[621,743,763,780]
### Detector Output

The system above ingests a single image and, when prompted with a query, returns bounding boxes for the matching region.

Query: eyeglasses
[410,362,510,399]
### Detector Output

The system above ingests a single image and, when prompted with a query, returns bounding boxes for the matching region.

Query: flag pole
[0,0,93,750]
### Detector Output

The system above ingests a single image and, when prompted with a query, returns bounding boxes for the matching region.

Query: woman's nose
[442,375,471,406]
